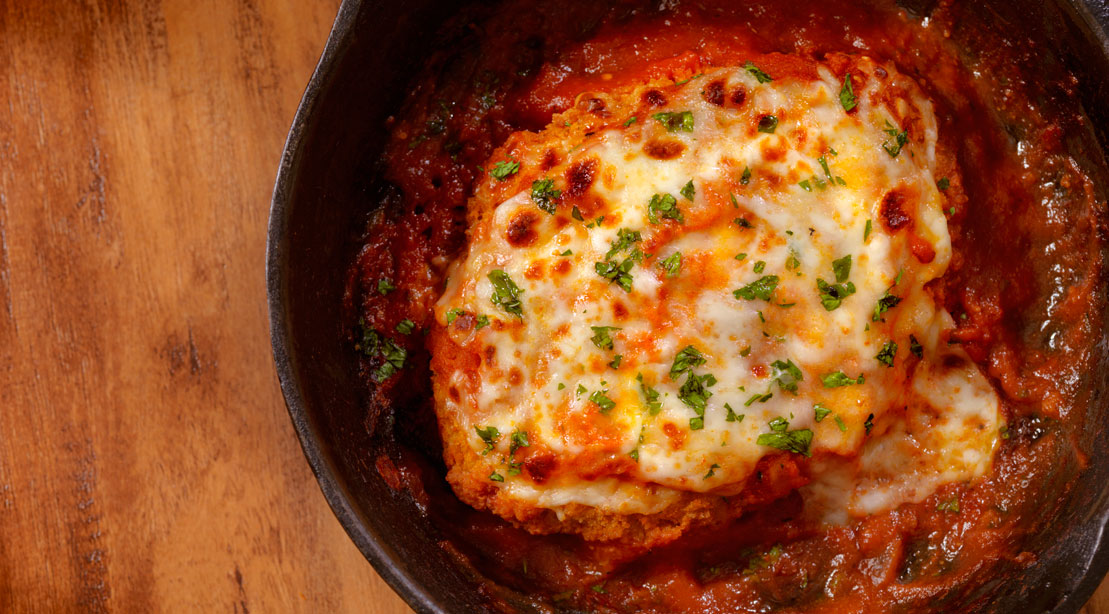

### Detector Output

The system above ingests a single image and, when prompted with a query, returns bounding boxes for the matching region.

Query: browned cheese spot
[702,80,726,106]
[612,301,629,320]
[484,345,497,366]
[541,149,559,171]
[643,139,687,160]
[662,422,686,451]
[552,259,571,276]
[730,86,747,106]
[508,368,524,386]
[880,188,914,231]
[566,159,598,197]
[524,452,558,484]
[506,210,541,247]
[582,96,608,117]
[643,89,668,107]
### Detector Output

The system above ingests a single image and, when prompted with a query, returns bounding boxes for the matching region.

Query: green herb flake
[557,382,566,390]
[814,404,831,422]
[744,61,773,83]
[559,249,572,256]
[753,260,766,274]
[670,345,707,379]
[882,120,909,158]
[745,390,774,406]
[822,371,864,388]
[624,116,638,127]
[396,319,416,335]
[818,156,832,179]
[937,496,960,513]
[740,346,752,357]
[937,177,950,191]
[680,180,696,201]
[474,315,490,330]
[371,336,407,382]
[876,340,898,367]
[734,216,753,229]
[734,275,780,301]
[475,425,500,454]
[530,178,561,214]
[864,219,873,242]
[488,269,524,317]
[735,252,748,261]
[490,159,520,180]
[873,290,902,322]
[757,115,779,134]
[652,111,695,132]
[704,463,721,479]
[571,206,584,221]
[659,252,682,278]
[741,166,752,185]
[798,179,812,192]
[864,413,875,435]
[576,384,587,396]
[606,228,642,259]
[725,403,744,423]
[834,414,847,432]
[590,390,616,413]
[832,255,852,283]
[771,358,803,394]
[839,73,857,112]
[489,471,504,482]
[510,430,530,455]
[636,373,663,415]
[647,192,684,224]
[590,325,622,350]
[909,334,923,358]
[378,278,396,295]
[756,417,813,457]
[608,354,623,369]
[445,308,464,325]
[679,372,716,414]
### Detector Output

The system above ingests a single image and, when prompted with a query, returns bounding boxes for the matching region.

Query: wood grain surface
[0,1,1104,612]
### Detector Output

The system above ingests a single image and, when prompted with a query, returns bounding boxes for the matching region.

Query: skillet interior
[267,0,1109,611]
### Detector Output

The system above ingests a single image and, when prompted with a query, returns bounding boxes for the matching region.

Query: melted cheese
[433,58,1001,525]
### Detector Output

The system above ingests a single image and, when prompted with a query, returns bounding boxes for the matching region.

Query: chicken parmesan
[428,56,1000,543]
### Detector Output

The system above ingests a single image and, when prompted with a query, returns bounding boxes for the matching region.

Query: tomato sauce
[345,1,1106,611]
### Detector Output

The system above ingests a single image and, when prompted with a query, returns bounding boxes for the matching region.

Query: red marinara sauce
[345,1,1106,611]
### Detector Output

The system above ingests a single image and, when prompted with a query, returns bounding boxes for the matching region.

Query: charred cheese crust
[430,53,1001,544]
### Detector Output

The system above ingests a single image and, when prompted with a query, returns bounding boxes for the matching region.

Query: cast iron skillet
[267,1,1109,612]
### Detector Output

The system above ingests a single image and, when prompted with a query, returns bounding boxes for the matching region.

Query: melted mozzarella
[434,58,1000,522]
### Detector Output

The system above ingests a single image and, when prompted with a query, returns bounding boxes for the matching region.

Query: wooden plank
[0,0,409,611]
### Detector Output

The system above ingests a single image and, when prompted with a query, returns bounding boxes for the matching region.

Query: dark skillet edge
[265,1,446,612]
[265,1,1109,613]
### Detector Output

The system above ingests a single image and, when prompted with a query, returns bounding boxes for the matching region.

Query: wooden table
[0,1,1104,612]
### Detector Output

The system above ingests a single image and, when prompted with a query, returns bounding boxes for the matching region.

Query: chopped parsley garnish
[571,206,584,221]
[756,417,813,457]
[818,156,832,178]
[799,179,812,192]
[624,116,638,127]
[753,260,766,274]
[689,416,704,430]
[937,177,950,190]
[864,413,875,435]
[629,448,640,461]
[834,414,847,432]
[647,192,684,224]
[637,373,663,415]
[725,403,744,423]
[475,425,500,454]
[839,73,857,111]
[770,358,803,394]
[396,319,416,335]
[358,326,408,382]
[876,340,898,367]
[608,354,623,369]
[488,471,505,482]
[734,275,780,301]
[510,430,530,455]
[595,253,641,292]
[445,308,464,325]
[757,115,779,134]
[576,384,587,396]
[741,166,752,185]
[680,180,696,201]
[937,496,960,513]
[814,404,831,422]
[744,61,773,83]
[882,121,909,157]
[734,216,753,229]
[822,371,864,388]
[559,249,572,256]
[378,278,396,295]
[557,382,566,390]
[864,219,873,242]
[488,269,524,317]
[739,345,752,357]
[658,252,682,277]
[590,326,622,350]
[786,249,801,272]
[530,178,561,214]
[678,372,716,413]
[872,290,902,322]
[606,228,642,259]
[590,390,616,413]
[490,159,520,180]
[475,315,490,330]
[705,463,720,479]
[816,254,856,311]
[745,390,774,406]
[652,111,695,132]
[735,253,748,261]
[670,345,707,379]
[910,335,923,358]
